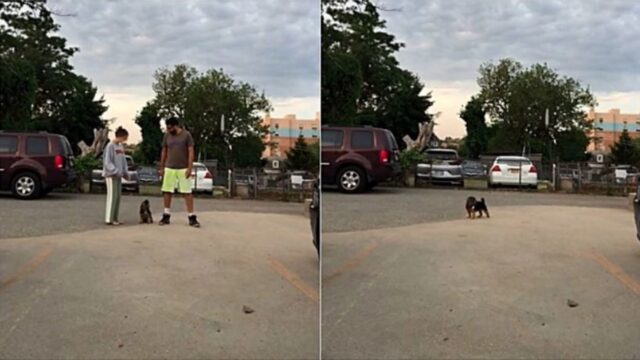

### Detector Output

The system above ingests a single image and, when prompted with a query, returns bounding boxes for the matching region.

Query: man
[158,117,200,227]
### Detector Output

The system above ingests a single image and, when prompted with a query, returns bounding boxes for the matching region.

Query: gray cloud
[50,0,320,100]
[381,0,640,92]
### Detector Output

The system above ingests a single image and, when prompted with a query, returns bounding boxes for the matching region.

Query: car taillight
[379,149,389,164]
[204,171,213,179]
[529,165,537,173]
[491,165,501,172]
[54,155,64,169]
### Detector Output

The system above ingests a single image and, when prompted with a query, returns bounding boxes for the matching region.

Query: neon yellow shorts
[161,168,192,194]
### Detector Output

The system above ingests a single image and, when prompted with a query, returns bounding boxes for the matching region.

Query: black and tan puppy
[465,196,490,219]
[139,199,154,224]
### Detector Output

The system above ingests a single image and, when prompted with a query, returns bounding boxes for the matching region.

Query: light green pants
[105,176,122,223]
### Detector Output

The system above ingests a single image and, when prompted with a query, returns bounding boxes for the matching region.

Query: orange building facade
[262,113,320,158]
[587,108,640,153]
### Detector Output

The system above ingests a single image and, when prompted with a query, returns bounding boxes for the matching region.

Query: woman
[103,127,129,225]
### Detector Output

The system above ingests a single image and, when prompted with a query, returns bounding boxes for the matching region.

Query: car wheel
[11,172,42,199]
[337,166,366,193]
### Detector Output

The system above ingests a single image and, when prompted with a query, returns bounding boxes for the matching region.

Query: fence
[555,163,636,195]
[212,166,316,201]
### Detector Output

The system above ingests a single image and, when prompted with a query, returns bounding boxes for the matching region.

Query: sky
[380,0,640,138]
[49,0,320,142]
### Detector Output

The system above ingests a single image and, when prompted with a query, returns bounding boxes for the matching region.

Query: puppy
[465,196,490,219]
[139,199,154,224]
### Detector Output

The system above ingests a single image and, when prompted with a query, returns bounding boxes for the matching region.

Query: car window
[321,130,344,148]
[351,131,374,149]
[425,150,457,160]
[26,137,49,155]
[497,159,531,166]
[384,131,399,150]
[0,136,18,153]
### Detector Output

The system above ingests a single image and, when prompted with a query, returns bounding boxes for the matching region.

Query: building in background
[587,108,640,152]
[262,113,320,158]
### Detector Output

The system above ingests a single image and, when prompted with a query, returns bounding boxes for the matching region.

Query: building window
[274,124,279,129]
[299,126,303,130]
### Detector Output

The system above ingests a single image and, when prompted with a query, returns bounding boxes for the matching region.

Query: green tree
[611,129,640,165]
[460,96,488,158]
[151,65,271,166]
[321,0,433,140]
[0,0,107,149]
[285,135,317,173]
[231,134,266,168]
[477,58,596,158]
[554,129,589,162]
[134,102,163,165]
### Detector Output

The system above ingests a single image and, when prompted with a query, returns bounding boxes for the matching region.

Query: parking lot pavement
[0,211,318,359]
[322,205,640,359]
[0,193,303,239]
[322,187,627,233]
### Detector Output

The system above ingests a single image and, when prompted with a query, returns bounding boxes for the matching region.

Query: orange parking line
[585,251,640,295]
[323,242,378,285]
[0,245,53,293]
[269,258,319,303]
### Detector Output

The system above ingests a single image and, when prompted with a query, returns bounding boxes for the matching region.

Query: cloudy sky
[50,0,320,142]
[380,0,640,138]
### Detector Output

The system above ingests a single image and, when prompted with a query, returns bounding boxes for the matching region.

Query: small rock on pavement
[243,305,255,314]
[567,299,579,308]
[118,344,124,348]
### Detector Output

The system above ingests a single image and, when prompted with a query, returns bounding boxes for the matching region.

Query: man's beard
[169,130,177,135]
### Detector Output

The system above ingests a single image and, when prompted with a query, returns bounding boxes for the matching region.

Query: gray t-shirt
[162,130,194,169]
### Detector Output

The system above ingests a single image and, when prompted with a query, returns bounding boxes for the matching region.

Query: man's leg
[177,169,199,227]
[159,168,176,225]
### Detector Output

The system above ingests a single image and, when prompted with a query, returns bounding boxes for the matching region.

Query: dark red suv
[321,126,400,193]
[0,131,76,199]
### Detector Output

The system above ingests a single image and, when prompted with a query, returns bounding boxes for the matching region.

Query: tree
[231,134,266,168]
[554,129,589,162]
[321,0,433,140]
[151,65,271,167]
[477,58,596,158]
[134,102,163,165]
[460,96,488,158]
[611,129,640,165]
[0,0,107,150]
[285,135,318,173]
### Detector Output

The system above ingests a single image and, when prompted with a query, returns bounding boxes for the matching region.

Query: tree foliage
[611,129,640,165]
[470,58,596,159]
[460,96,488,159]
[0,0,107,151]
[150,64,272,166]
[322,0,433,141]
[285,135,319,174]
[133,102,163,165]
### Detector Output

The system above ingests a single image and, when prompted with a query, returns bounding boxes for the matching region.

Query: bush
[399,148,424,172]
[73,154,100,177]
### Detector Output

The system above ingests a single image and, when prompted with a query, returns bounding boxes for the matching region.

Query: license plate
[509,169,520,174]
[433,171,444,176]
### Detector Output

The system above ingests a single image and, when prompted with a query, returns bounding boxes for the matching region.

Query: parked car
[0,131,76,199]
[138,165,161,184]
[191,162,214,193]
[416,148,463,185]
[91,155,140,193]
[488,156,538,187]
[461,160,487,178]
[321,126,401,193]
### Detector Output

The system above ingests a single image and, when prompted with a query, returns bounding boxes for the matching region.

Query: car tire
[337,166,366,193]
[11,172,42,200]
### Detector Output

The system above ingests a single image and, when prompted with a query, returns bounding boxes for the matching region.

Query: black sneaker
[159,213,171,225]
[188,215,200,228]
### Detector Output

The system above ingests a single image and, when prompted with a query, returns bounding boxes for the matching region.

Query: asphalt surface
[0,192,304,239]
[322,187,627,233]
[323,204,640,359]
[0,211,318,359]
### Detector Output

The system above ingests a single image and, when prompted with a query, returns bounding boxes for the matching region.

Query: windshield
[425,150,457,161]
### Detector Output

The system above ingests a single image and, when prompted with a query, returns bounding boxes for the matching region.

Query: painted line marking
[584,251,640,295]
[323,242,379,285]
[268,258,319,303]
[1,245,53,293]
